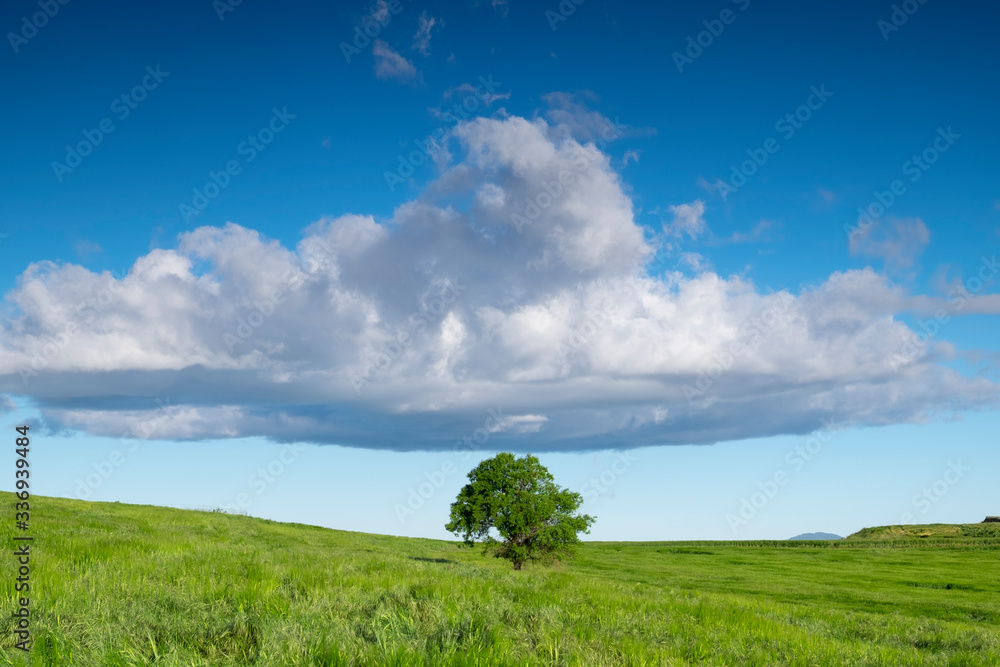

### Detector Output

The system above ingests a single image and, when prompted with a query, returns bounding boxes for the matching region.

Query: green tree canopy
[445,452,595,570]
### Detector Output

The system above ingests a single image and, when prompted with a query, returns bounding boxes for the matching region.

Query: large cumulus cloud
[1,113,997,451]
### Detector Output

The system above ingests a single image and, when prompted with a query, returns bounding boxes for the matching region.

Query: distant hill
[788,532,842,541]
[846,523,1000,540]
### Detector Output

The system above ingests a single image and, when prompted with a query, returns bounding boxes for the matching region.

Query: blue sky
[1,0,998,540]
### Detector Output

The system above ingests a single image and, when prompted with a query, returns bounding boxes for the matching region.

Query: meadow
[1,493,998,666]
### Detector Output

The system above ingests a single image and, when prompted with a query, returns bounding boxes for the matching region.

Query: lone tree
[445,452,595,570]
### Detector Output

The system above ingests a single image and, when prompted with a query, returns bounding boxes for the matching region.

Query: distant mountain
[788,532,842,541]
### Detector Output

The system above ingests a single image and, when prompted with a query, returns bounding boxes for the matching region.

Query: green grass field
[2,494,998,666]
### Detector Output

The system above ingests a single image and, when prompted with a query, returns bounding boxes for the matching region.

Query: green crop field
[1,494,998,666]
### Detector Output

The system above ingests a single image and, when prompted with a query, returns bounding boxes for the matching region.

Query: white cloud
[442,82,510,108]
[373,40,418,82]
[487,413,548,434]
[73,239,102,257]
[1,114,998,452]
[412,12,437,56]
[697,176,728,198]
[369,0,391,24]
[542,92,621,143]
[850,217,930,272]
[665,200,708,239]
[729,219,773,244]
[678,252,708,272]
[475,183,506,209]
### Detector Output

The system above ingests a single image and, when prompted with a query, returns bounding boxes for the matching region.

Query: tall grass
[1,494,998,665]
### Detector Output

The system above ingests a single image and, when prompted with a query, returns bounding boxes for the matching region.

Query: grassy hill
[846,522,1000,541]
[2,495,999,666]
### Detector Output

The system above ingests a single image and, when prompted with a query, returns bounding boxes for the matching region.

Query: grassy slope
[846,523,1000,541]
[1,495,998,666]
